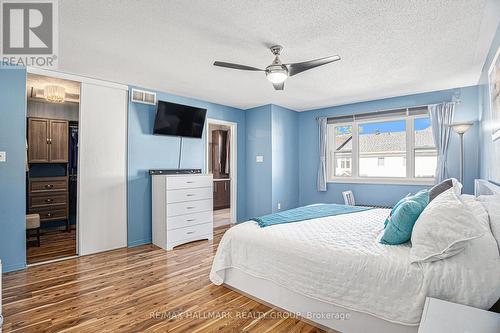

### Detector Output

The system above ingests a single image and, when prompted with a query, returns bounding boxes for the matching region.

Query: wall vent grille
[131,88,156,105]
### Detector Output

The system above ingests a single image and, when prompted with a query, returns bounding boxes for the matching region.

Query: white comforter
[210,209,500,325]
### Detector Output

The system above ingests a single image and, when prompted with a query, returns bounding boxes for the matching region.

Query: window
[330,125,352,177]
[359,120,406,178]
[327,109,436,184]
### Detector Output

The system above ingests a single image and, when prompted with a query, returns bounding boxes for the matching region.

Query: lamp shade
[449,122,473,134]
[266,69,288,84]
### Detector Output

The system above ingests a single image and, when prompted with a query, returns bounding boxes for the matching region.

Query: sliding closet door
[79,83,128,255]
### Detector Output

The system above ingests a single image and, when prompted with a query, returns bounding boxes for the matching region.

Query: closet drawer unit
[166,199,212,217]
[30,177,68,193]
[167,222,212,244]
[166,175,212,190]
[167,211,213,230]
[29,206,68,222]
[166,187,212,204]
[29,192,68,208]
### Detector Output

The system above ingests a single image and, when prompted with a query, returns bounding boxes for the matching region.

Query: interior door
[79,83,127,255]
[28,118,49,163]
[49,120,68,162]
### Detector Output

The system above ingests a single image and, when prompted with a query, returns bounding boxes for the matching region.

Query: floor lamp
[449,122,473,184]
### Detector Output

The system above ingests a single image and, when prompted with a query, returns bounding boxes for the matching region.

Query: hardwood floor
[213,208,231,228]
[3,226,326,333]
[27,227,77,264]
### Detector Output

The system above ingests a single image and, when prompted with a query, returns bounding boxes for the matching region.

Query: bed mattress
[210,208,500,325]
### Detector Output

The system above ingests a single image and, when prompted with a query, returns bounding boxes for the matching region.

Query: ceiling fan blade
[213,61,264,71]
[285,55,341,76]
[272,82,284,90]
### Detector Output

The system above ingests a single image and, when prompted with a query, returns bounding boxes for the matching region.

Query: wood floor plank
[3,225,326,332]
[27,227,77,265]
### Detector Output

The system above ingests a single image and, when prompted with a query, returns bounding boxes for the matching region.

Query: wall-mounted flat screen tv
[153,100,207,138]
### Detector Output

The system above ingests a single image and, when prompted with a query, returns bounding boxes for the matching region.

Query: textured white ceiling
[57,0,499,111]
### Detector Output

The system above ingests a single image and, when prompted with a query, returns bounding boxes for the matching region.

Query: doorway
[25,73,80,264]
[24,67,128,265]
[206,119,237,227]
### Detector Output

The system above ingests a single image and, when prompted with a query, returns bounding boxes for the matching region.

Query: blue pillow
[380,190,429,245]
[384,194,410,228]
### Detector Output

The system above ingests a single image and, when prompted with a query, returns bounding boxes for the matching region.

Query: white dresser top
[418,297,500,333]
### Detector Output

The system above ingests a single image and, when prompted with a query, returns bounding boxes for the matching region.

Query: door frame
[205,118,237,224]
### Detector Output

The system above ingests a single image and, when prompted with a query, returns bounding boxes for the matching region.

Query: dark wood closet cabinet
[211,130,229,178]
[211,129,230,210]
[28,117,69,163]
[213,179,230,210]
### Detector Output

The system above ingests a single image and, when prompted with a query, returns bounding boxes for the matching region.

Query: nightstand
[418,297,500,333]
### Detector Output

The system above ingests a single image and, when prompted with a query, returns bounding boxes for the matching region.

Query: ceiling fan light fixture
[213,45,341,91]
[266,68,288,84]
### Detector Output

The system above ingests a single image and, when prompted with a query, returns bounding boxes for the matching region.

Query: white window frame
[327,114,436,185]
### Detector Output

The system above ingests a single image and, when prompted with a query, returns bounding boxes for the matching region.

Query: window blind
[326,105,430,124]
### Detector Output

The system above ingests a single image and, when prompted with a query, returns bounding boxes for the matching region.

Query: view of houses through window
[328,114,437,182]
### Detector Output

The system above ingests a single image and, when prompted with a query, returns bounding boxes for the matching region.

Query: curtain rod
[315,101,456,120]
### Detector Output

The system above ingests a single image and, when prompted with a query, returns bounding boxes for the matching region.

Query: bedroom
[0,1,499,332]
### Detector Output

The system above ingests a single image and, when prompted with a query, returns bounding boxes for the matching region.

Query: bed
[210,180,500,333]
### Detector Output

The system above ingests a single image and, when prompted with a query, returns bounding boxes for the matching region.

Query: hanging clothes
[69,125,79,175]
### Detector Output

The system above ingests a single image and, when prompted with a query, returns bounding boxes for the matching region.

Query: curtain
[429,102,455,183]
[317,117,327,191]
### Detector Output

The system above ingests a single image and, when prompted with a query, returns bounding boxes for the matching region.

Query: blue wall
[245,105,273,217]
[128,88,246,247]
[271,105,299,212]
[245,104,300,217]
[298,86,481,207]
[0,67,27,272]
[479,24,500,184]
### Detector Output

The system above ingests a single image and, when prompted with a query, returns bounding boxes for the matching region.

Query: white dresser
[418,297,500,333]
[152,174,213,250]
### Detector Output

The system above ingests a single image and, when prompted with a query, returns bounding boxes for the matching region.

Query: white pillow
[410,188,484,263]
[477,195,500,252]
[460,194,490,230]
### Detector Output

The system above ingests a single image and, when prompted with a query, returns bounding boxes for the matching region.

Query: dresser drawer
[167,211,213,230]
[167,199,212,217]
[30,177,68,193]
[29,192,68,208]
[166,176,212,190]
[167,222,212,243]
[29,206,68,221]
[167,187,212,204]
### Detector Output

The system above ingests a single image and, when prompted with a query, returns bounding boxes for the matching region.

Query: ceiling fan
[213,45,341,90]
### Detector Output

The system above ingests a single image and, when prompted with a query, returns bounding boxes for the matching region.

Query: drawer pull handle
[186,219,195,222]
[45,199,53,203]
[46,213,53,217]
[186,181,194,184]
[186,194,195,197]
[186,231,195,235]
[186,206,195,209]
[45,184,54,189]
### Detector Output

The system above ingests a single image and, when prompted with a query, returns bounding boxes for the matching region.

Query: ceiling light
[266,67,288,84]
[45,85,65,103]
